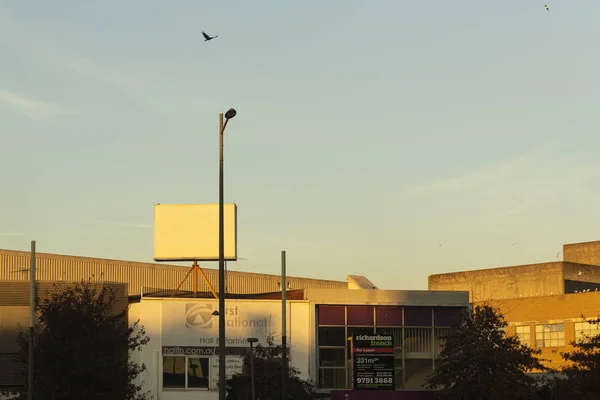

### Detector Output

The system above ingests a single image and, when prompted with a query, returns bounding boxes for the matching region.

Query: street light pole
[247,337,258,400]
[219,108,237,400]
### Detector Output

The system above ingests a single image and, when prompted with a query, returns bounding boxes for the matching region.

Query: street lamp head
[225,108,237,120]
[247,337,259,344]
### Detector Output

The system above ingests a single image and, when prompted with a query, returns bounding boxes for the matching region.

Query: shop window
[434,307,463,327]
[515,325,531,347]
[163,356,209,390]
[535,324,565,348]
[319,348,345,367]
[347,306,374,326]
[318,327,346,347]
[405,328,432,354]
[575,320,600,343]
[318,306,345,326]
[404,307,432,327]
[404,359,433,390]
[434,328,451,357]
[318,367,346,389]
[376,306,403,327]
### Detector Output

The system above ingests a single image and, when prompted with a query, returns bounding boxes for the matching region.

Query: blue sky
[1,1,599,290]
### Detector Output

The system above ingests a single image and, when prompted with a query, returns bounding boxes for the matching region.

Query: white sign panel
[153,203,237,262]
[162,300,282,347]
[208,356,244,392]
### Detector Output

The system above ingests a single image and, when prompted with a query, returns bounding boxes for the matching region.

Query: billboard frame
[153,203,238,262]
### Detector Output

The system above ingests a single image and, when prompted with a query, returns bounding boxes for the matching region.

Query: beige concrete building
[428,239,600,373]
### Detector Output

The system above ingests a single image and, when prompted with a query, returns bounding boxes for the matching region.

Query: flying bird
[545,5,550,11]
[202,31,218,41]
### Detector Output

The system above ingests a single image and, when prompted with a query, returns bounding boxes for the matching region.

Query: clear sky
[1,1,599,290]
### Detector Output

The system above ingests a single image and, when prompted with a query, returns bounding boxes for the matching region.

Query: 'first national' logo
[185,303,214,328]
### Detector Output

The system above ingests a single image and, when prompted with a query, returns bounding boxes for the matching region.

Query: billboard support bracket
[171,260,219,299]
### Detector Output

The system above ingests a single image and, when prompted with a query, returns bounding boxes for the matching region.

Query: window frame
[162,355,210,391]
[574,320,600,343]
[515,325,531,347]
[535,323,565,348]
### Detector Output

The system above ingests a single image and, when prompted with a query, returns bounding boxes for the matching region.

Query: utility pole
[28,240,36,400]
[281,250,287,400]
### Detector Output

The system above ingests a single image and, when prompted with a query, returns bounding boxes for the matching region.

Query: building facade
[131,289,469,399]
[428,239,600,373]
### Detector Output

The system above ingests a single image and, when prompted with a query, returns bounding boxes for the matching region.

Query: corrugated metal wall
[0,249,348,296]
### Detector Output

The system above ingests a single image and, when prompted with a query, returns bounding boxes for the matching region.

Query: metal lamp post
[247,337,258,400]
[219,108,237,400]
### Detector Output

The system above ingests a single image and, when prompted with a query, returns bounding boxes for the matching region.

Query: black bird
[202,31,218,41]
[545,5,550,11]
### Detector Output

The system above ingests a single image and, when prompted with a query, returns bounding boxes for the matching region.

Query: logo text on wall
[185,303,270,330]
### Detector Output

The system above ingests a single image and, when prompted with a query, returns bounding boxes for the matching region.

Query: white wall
[129,298,312,400]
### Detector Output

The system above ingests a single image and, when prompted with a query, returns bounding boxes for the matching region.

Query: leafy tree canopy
[426,304,546,400]
[15,281,151,400]
[559,317,600,399]
[226,335,316,400]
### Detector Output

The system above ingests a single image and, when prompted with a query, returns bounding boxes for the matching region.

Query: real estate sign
[352,333,395,390]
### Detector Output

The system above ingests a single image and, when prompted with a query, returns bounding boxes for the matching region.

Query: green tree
[426,304,546,400]
[559,317,600,399]
[15,281,151,400]
[226,335,316,400]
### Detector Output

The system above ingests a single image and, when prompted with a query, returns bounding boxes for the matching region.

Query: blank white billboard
[153,203,237,262]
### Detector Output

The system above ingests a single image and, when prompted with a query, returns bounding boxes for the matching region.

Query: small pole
[28,240,36,400]
[249,341,256,400]
[281,250,287,399]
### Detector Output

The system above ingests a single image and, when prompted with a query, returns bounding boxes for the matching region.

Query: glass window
[187,358,209,389]
[575,321,600,343]
[376,306,403,327]
[535,324,565,348]
[163,356,186,389]
[405,328,432,354]
[318,306,345,326]
[404,359,433,390]
[434,328,451,357]
[163,356,209,390]
[318,327,346,347]
[347,306,374,326]
[318,367,346,389]
[434,307,463,327]
[404,307,432,327]
[515,325,531,347]
[319,348,345,367]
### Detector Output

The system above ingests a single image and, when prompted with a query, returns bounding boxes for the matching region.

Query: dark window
[405,359,433,390]
[434,307,463,327]
[319,348,346,367]
[187,358,209,389]
[318,306,345,326]
[163,356,210,390]
[347,306,374,326]
[318,367,346,389]
[404,306,432,327]
[376,306,403,326]
[163,356,185,389]
[318,327,346,346]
